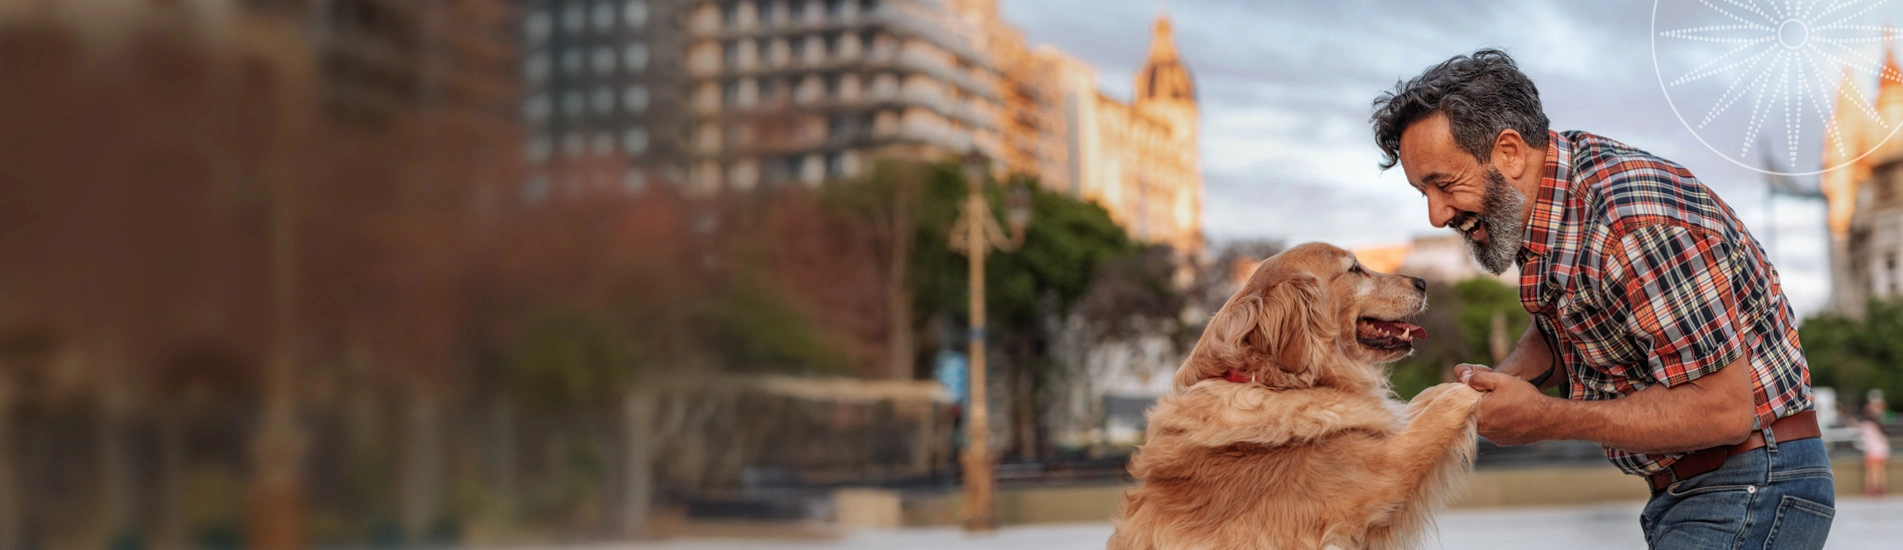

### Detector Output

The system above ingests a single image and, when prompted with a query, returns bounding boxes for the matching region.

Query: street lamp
[949,152,1029,533]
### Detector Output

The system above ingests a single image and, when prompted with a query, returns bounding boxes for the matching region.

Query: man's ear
[1492,129,1528,180]
[1258,276,1325,372]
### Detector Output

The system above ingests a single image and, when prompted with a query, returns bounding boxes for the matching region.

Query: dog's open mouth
[1356,317,1426,351]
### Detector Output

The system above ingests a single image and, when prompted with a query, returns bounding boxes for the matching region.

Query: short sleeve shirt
[1518,131,1814,477]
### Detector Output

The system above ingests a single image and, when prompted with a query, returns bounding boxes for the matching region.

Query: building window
[563,90,585,118]
[593,47,617,74]
[860,0,878,12]
[623,85,650,111]
[592,88,615,114]
[825,152,846,178]
[624,128,650,154]
[789,0,805,21]
[525,54,550,81]
[723,1,742,27]
[758,0,777,25]
[526,135,551,163]
[592,1,617,32]
[824,32,841,58]
[724,41,740,69]
[564,133,586,157]
[624,43,649,72]
[825,0,845,17]
[525,10,551,42]
[624,0,649,26]
[824,74,840,98]
[562,49,583,74]
[524,94,550,121]
[562,4,586,32]
[723,80,741,107]
[828,114,855,140]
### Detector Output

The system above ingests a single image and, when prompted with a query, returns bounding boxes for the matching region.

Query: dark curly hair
[1370,49,1549,170]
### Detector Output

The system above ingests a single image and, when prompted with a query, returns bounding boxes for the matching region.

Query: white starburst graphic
[1652,0,1902,176]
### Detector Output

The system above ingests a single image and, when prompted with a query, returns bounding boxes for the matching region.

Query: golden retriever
[1109,243,1483,550]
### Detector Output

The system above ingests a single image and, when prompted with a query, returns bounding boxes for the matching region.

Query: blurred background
[0,0,1900,548]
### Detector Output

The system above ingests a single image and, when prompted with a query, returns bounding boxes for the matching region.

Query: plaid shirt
[1518,131,1813,477]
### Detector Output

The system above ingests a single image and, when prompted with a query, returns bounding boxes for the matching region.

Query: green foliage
[1800,299,1903,413]
[1388,276,1528,399]
[698,274,851,376]
[504,309,635,408]
[911,165,1141,336]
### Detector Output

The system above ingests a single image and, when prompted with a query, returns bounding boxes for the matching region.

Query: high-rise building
[1823,37,1903,317]
[521,0,1005,197]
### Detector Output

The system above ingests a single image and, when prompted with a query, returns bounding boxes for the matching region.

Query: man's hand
[1460,363,1554,446]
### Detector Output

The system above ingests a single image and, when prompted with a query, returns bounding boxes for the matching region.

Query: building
[520,0,1006,197]
[518,1,1204,267]
[1039,14,1204,260]
[1823,38,1903,317]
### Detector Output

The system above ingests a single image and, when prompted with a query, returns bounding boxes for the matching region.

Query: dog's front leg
[1382,383,1482,485]
[1357,383,1483,548]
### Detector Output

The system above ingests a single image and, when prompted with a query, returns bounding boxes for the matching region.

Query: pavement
[608,496,1903,550]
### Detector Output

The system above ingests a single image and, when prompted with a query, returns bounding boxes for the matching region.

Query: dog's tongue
[1366,319,1427,340]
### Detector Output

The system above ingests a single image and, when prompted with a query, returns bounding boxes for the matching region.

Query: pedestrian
[1371,49,1831,549]
[1862,390,1889,497]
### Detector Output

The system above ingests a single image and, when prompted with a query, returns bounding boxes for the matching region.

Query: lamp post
[950,152,1030,533]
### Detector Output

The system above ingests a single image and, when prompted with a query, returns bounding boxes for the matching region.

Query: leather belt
[1646,410,1820,491]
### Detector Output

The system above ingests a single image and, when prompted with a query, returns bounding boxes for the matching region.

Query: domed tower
[1136,16,1196,106]
[1134,12,1203,263]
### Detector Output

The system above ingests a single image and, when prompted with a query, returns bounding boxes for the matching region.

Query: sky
[1000,0,1903,318]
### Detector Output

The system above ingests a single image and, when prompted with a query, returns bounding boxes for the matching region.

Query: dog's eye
[1349,264,1366,275]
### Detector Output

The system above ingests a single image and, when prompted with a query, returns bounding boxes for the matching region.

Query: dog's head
[1176,242,1428,391]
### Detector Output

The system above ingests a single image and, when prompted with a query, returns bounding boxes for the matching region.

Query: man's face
[1396,114,1527,275]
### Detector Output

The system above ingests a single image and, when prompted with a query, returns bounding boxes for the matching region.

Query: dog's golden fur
[1109,243,1483,550]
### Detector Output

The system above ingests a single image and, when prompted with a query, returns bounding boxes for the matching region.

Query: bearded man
[1370,49,1833,549]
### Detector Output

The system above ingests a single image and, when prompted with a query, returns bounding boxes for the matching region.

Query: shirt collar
[1519,130,1572,260]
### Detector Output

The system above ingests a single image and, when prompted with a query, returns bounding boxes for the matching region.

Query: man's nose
[1427,194,1456,228]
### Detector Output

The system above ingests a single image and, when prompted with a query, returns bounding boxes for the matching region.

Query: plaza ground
[609,496,1903,550]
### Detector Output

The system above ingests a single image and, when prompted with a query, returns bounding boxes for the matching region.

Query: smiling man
[1370,50,1832,549]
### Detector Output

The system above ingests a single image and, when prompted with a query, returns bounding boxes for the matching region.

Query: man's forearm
[1532,357,1758,454]
[1494,325,1560,390]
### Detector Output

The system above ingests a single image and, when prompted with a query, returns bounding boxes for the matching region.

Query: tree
[1801,300,1903,414]
[909,164,1151,458]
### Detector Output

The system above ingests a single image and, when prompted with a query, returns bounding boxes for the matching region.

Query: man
[1370,49,1832,549]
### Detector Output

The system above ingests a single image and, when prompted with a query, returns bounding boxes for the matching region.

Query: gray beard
[1463,167,1528,275]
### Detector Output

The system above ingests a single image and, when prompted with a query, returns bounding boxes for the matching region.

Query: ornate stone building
[1824,39,1903,317]
[1037,14,1203,261]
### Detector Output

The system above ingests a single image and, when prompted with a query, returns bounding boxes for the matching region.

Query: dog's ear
[1257,276,1326,372]
[1178,275,1326,388]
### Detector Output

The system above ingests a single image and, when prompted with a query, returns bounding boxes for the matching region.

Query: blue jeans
[1640,433,1835,549]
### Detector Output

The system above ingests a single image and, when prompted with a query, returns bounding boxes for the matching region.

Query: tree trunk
[400,392,443,544]
[621,390,658,540]
[154,404,189,550]
[97,343,132,546]
[0,372,17,550]
[1014,358,1036,461]
[885,175,916,380]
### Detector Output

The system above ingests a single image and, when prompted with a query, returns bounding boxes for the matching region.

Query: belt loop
[1763,422,1779,454]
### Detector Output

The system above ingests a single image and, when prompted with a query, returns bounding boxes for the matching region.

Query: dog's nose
[1411,277,1427,292]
